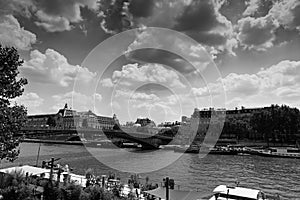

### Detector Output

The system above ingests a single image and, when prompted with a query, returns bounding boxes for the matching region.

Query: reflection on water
[1,143,299,199]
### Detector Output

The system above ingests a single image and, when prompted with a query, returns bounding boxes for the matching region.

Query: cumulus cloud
[243,0,274,17]
[125,28,211,75]
[21,49,96,87]
[269,0,300,31]
[100,0,237,56]
[2,0,99,32]
[237,15,279,50]
[34,0,97,32]
[52,91,100,112]
[14,92,44,114]
[100,78,114,87]
[35,11,73,32]
[115,89,160,102]
[192,60,300,108]
[173,0,237,55]
[237,0,300,50]
[0,15,36,50]
[112,63,186,89]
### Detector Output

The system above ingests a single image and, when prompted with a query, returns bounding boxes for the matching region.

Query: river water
[1,143,299,199]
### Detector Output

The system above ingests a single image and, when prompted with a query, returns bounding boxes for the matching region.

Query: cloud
[243,0,274,17]
[125,28,211,74]
[34,0,99,32]
[112,63,186,89]
[100,78,114,87]
[35,11,73,32]
[100,0,237,56]
[1,0,99,32]
[236,15,279,50]
[115,89,160,102]
[21,49,96,87]
[192,60,300,108]
[0,15,36,50]
[0,0,34,17]
[237,0,300,50]
[52,91,99,112]
[269,0,300,31]
[222,73,260,95]
[14,92,44,114]
[173,0,237,55]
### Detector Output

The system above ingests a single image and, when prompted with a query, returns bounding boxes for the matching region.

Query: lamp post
[165,177,169,200]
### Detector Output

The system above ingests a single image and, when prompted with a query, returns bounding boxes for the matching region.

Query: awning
[144,187,205,200]
[0,165,50,176]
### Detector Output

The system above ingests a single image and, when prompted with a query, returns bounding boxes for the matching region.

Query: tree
[250,109,273,146]
[250,105,300,145]
[0,45,28,162]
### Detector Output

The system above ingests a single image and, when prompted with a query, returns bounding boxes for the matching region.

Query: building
[191,106,272,123]
[135,118,156,127]
[25,104,118,130]
[26,114,62,129]
[97,114,118,130]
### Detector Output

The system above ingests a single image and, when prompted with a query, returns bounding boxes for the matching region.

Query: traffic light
[169,179,175,190]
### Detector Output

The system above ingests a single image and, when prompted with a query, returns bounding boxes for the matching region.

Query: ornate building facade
[25,104,118,130]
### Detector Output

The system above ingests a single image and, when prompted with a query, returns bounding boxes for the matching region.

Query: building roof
[144,187,204,200]
[27,114,56,118]
[0,165,50,176]
[213,185,261,199]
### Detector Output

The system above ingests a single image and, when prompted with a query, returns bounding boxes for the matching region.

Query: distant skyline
[1,0,300,124]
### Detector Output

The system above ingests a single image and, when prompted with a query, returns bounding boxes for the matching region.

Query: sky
[1,0,300,124]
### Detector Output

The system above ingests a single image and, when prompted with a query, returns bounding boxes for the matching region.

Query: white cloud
[0,15,36,50]
[243,0,273,17]
[192,60,300,108]
[112,63,186,89]
[52,91,96,112]
[14,92,44,114]
[34,0,98,32]
[0,0,99,33]
[21,49,96,87]
[238,0,300,50]
[222,73,260,95]
[269,0,300,31]
[100,78,114,88]
[35,11,72,32]
[115,89,160,102]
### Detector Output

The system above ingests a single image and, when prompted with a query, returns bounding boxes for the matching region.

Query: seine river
[1,143,300,199]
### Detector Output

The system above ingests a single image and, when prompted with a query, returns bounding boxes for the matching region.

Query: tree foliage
[0,45,28,162]
[250,105,300,144]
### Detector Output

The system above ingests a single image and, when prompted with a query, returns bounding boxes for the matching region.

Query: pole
[165,177,169,200]
[49,157,54,185]
[35,143,41,167]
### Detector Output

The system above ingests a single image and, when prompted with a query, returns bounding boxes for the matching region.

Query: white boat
[256,147,300,159]
[209,185,276,200]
